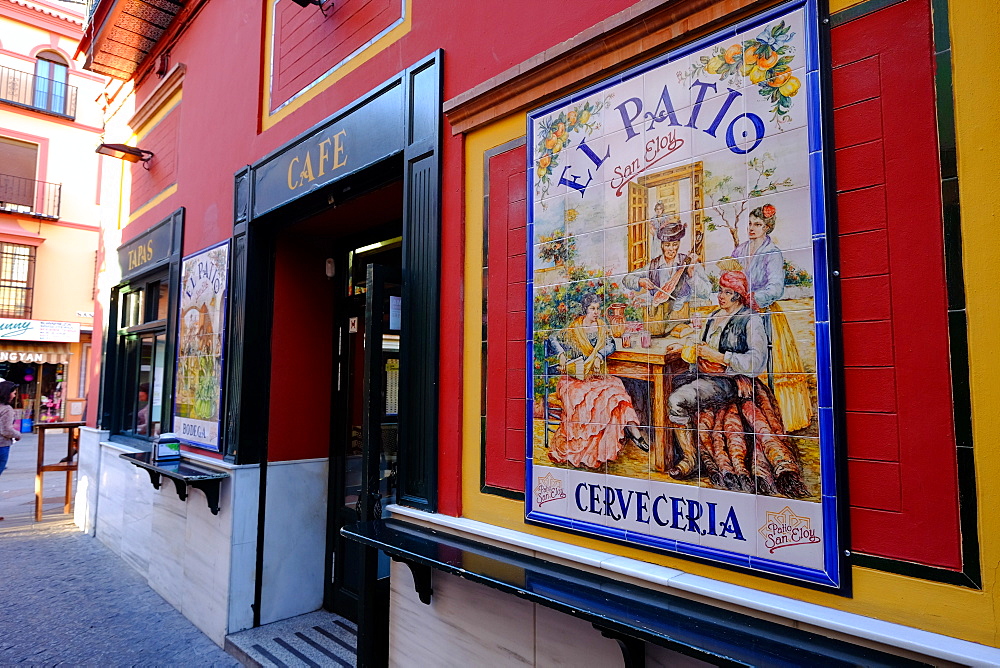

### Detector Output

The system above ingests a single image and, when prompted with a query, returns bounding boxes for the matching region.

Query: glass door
[329,263,401,620]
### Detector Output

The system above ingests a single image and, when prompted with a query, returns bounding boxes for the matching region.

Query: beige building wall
[0,0,107,419]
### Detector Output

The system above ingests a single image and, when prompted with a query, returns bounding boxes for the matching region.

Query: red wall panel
[833,0,961,568]
[271,0,400,112]
[483,144,527,492]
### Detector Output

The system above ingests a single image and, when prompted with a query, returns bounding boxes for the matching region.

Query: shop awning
[0,343,72,364]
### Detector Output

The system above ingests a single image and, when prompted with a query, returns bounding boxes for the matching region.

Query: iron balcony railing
[0,174,61,220]
[0,65,78,119]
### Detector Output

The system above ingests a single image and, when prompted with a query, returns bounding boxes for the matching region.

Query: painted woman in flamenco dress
[731,203,813,432]
[547,293,646,469]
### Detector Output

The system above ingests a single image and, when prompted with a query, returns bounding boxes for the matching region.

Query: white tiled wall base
[388,561,710,667]
[74,427,106,535]
[259,458,328,625]
[75,433,261,647]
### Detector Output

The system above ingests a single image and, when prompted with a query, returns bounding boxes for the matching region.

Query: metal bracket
[395,558,433,604]
[143,469,162,490]
[594,624,645,668]
[190,479,223,515]
[171,477,188,501]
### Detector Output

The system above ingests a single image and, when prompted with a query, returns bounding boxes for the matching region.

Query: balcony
[0,174,61,220]
[0,66,78,119]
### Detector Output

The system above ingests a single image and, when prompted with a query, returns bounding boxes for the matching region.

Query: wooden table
[606,336,687,472]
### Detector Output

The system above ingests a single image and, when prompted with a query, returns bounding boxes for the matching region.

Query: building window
[0,137,38,213]
[0,243,35,318]
[33,52,69,116]
[113,276,170,438]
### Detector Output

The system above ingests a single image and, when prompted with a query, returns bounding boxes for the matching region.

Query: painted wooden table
[606,335,688,472]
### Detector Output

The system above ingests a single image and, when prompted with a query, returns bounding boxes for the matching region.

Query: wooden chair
[35,421,84,521]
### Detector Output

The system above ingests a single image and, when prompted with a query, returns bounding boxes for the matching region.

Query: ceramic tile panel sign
[173,242,229,452]
[526,0,842,588]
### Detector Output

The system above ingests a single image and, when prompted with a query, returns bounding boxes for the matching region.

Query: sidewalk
[0,430,239,666]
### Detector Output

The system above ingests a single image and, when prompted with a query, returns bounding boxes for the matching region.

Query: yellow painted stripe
[132,88,182,142]
[127,183,177,224]
[260,0,412,131]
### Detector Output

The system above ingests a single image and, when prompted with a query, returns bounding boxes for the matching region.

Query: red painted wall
[130,107,179,212]
[267,231,335,462]
[108,0,964,565]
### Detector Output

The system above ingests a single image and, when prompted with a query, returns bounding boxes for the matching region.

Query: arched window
[33,52,68,115]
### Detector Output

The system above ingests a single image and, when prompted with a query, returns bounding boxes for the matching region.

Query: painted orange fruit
[724,44,742,64]
[768,70,791,87]
[756,51,779,69]
[743,43,758,65]
[539,155,551,169]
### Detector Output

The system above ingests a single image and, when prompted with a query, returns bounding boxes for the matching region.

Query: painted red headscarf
[719,270,759,312]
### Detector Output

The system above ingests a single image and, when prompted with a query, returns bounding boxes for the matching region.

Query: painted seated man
[665,271,808,498]
[622,220,711,328]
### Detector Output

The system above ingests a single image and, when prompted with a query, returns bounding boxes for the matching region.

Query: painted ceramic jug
[605,303,628,338]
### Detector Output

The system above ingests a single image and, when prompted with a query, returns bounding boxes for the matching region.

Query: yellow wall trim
[128,183,177,224]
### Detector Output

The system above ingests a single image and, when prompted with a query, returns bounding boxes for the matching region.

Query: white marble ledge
[386,504,1000,667]
[98,441,261,472]
[99,440,145,454]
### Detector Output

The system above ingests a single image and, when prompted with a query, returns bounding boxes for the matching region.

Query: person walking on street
[0,380,20,521]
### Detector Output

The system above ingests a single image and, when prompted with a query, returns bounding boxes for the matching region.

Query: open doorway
[263,175,403,623]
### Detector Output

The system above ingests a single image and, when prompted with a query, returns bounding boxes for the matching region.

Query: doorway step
[225,610,356,667]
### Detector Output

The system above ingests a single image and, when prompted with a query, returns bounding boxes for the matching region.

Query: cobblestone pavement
[0,433,240,666]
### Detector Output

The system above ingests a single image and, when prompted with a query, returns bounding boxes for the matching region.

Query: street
[0,430,239,666]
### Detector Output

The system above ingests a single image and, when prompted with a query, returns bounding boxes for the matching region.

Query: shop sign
[252,83,405,218]
[173,242,229,452]
[117,218,174,280]
[526,0,842,588]
[0,319,79,342]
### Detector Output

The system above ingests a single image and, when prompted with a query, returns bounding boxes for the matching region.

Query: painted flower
[756,22,795,51]
[762,203,776,218]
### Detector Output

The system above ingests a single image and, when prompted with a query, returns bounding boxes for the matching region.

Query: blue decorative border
[524,0,843,589]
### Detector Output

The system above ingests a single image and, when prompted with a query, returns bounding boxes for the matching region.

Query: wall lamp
[96,143,154,168]
[291,0,333,16]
